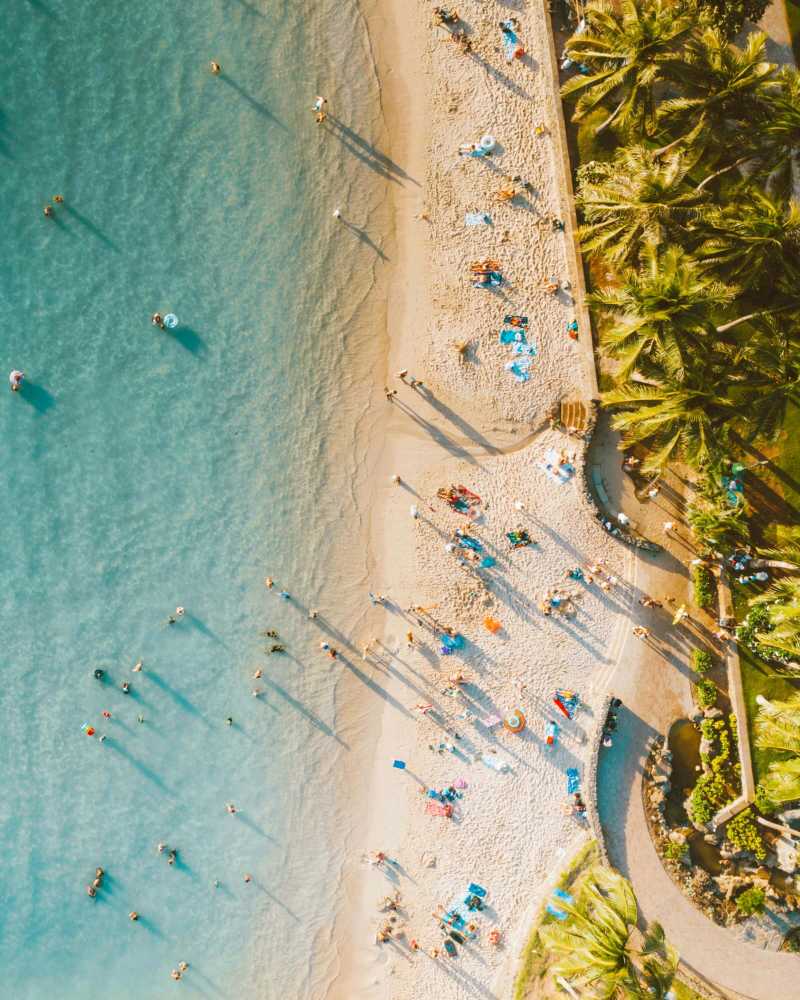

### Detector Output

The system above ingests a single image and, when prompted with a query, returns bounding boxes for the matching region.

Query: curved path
[590,419,798,1000]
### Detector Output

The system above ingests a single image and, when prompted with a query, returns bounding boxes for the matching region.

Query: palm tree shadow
[62,205,120,251]
[20,381,56,414]
[219,75,288,131]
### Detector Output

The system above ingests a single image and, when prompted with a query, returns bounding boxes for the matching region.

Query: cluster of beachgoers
[331,1,643,995]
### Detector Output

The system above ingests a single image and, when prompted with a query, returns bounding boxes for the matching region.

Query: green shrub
[663,840,689,861]
[755,783,777,817]
[727,808,767,861]
[692,649,713,676]
[689,771,732,825]
[692,565,715,610]
[736,886,766,916]
[737,605,791,665]
[696,679,717,709]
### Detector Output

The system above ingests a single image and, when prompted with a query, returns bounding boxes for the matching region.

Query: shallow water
[0,1,391,997]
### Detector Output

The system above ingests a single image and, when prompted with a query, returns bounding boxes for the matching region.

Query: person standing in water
[9,370,24,392]
[210,61,222,75]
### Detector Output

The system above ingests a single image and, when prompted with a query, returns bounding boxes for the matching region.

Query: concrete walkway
[590,416,799,1000]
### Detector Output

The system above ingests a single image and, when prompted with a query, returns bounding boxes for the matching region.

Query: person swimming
[151,312,165,329]
[93,668,104,680]
[121,681,130,694]
[43,205,54,218]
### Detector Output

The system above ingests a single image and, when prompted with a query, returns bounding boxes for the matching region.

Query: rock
[704,707,724,719]
[669,830,688,845]
[699,738,714,756]
[704,832,722,845]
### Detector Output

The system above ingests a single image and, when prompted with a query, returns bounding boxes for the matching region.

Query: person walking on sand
[396,369,408,382]
[663,520,675,534]
[265,576,274,589]
[384,387,397,401]
[632,625,650,640]
[313,95,327,114]
[333,207,342,220]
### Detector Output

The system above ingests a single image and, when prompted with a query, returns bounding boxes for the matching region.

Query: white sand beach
[330,2,633,997]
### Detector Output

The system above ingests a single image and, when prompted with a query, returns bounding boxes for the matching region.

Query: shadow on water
[186,613,226,646]
[169,326,207,356]
[224,0,267,16]
[106,738,173,794]
[341,219,388,261]
[21,381,56,414]
[261,676,349,747]
[219,75,288,131]
[252,876,300,922]
[62,205,121,252]
[146,670,211,727]
[326,116,420,186]
[26,0,59,19]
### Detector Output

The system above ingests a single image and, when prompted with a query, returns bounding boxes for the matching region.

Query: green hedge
[697,679,717,709]
[692,565,715,610]
[726,808,767,861]
[692,649,712,676]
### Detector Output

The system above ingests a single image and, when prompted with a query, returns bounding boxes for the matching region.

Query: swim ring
[503,709,526,733]
[480,135,496,151]
[164,313,178,329]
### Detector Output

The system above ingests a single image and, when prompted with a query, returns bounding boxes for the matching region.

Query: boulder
[704,707,724,720]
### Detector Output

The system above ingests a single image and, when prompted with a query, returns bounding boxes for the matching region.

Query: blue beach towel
[566,768,580,794]
[546,903,568,920]
[465,212,492,226]
[499,329,527,345]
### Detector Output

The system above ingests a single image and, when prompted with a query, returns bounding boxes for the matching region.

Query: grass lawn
[736,628,798,788]
[734,398,800,788]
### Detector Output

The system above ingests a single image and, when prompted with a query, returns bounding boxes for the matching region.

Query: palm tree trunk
[696,156,752,192]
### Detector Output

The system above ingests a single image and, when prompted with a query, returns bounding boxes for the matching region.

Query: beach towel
[505,361,530,383]
[546,902,568,920]
[566,768,580,795]
[504,315,528,327]
[553,887,573,904]
[459,535,483,551]
[465,212,492,226]
[426,802,453,817]
[513,342,537,356]
[499,328,527,345]
[468,883,487,898]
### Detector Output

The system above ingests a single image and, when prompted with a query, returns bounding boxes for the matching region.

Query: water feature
[0,1,391,997]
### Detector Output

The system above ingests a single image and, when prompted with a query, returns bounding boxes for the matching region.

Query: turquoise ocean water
[1,1,391,996]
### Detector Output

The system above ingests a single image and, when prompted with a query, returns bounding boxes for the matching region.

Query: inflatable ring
[164,313,178,329]
[503,709,526,733]
[480,134,496,151]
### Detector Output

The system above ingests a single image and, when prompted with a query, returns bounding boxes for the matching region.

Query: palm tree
[754,67,800,198]
[695,190,800,293]
[577,145,707,265]
[687,489,750,555]
[657,30,775,152]
[591,244,734,381]
[601,352,737,472]
[750,578,800,662]
[722,318,800,441]
[540,864,678,998]
[562,0,694,135]
[754,692,800,802]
